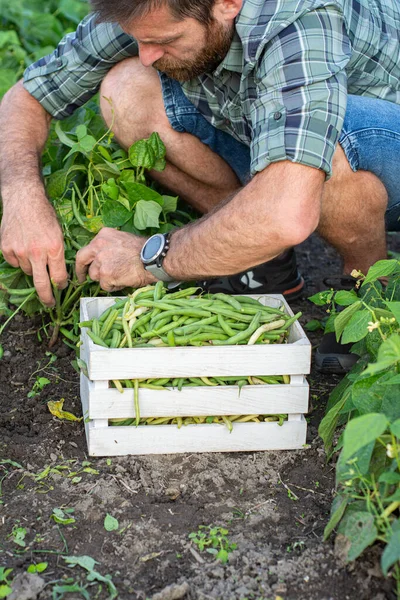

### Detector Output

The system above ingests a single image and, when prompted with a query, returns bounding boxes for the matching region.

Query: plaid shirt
[24,0,400,178]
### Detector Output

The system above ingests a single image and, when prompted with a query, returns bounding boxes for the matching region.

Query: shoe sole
[315,349,359,374]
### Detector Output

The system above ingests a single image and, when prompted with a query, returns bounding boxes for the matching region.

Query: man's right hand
[0,195,68,307]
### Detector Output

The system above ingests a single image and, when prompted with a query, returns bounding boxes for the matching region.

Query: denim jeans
[159,73,400,231]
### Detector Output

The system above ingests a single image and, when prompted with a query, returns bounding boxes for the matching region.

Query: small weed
[51,508,76,526]
[286,540,306,553]
[188,525,237,564]
[27,376,51,399]
[0,567,13,599]
[9,523,27,547]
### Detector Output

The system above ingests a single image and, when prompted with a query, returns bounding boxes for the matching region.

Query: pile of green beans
[80,282,301,348]
[109,413,288,432]
[110,374,290,392]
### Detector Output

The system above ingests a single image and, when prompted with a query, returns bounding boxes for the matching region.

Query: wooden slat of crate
[85,417,307,457]
[80,294,311,380]
[83,374,309,419]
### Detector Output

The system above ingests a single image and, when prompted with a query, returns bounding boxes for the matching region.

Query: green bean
[87,329,109,348]
[212,312,262,345]
[171,332,228,345]
[141,321,181,340]
[122,318,133,348]
[150,378,171,386]
[173,316,218,335]
[79,320,93,328]
[110,329,122,348]
[153,281,165,301]
[92,318,100,338]
[221,415,233,433]
[100,308,119,339]
[212,293,242,311]
[164,287,200,299]
[139,383,168,390]
[134,379,140,426]
[217,314,236,337]
[152,308,212,323]
[167,330,176,346]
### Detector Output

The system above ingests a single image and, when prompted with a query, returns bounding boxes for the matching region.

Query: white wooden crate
[80,294,311,456]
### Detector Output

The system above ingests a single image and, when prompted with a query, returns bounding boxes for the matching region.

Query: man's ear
[212,0,243,22]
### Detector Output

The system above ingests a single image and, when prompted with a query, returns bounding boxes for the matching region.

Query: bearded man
[1,0,400,372]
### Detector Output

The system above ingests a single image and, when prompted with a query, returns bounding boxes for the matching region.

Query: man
[0,0,399,372]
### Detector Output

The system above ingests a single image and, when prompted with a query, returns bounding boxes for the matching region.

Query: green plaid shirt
[23,0,400,178]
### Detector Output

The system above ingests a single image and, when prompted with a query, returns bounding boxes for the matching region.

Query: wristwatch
[140,233,175,282]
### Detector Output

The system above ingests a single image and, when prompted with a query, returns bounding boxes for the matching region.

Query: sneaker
[315,333,359,374]
[315,276,360,374]
[198,249,304,301]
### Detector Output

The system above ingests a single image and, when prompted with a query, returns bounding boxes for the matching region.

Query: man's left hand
[75,228,156,291]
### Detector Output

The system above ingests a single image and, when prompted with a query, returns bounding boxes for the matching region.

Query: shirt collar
[213,30,243,76]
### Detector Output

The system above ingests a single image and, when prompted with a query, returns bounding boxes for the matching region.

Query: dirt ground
[1,232,399,600]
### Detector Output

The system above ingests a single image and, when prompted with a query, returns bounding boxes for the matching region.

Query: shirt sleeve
[250,6,351,179]
[23,13,138,119]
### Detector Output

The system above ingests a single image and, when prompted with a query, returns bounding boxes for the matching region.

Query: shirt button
[274,111,282,120]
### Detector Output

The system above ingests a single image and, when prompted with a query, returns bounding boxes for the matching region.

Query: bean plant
[0,104,195,349]
[310,259,400,596]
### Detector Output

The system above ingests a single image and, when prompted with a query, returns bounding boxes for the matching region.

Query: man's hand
[75,228,156,291]
[0,197,68,307]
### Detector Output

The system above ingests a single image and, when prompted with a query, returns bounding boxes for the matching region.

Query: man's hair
[90,0,217,26]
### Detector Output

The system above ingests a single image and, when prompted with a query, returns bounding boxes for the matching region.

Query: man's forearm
[163,161,325,279]
[0,80,51,202]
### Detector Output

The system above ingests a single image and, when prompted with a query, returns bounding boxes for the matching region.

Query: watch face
[142,235,163,262]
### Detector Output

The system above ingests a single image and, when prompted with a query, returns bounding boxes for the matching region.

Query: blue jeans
[159,73,400,231]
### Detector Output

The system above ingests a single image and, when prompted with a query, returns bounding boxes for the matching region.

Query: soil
[1,232,400,600]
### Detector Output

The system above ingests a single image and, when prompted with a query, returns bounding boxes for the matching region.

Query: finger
[48,254,69,290]
[76,245,96,283]
[88,261,100,283]
[31,260,55,307]
[1,248,22,270]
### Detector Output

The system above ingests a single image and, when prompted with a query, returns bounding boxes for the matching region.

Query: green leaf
[27,562,47,574]
[161,195,178,214]
[134,200,162,230]
[102,200,131,228]
[383,374,400,385]
[318,385,352,454]
[308,290,335,306]
[382,527,400,575]
[385,301,400,325]
[55,121,76,148]
[342,413,388,462]
[334,301,363,341]
[362,259,400,286]
[323,494,348,540]
[304,319,323,331]
[378,472,400,484]
[0,585,13,599]
[363,334,400,376]
[76,125,87,140]
[335,290,359,306]
[148,132,166,160]
[122,182,163,207]
[104,514,119,532]
[51,508,75,525]
[390,419,400,438]
[46,169,69,199]
[341,310,371,344]
[338,511,378,561]
[79,135,97,154]
[129,140,155,169]
[64,555,98,572]
[351,372,386,414]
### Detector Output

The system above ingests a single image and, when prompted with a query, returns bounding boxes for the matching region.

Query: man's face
[125,5,234,81]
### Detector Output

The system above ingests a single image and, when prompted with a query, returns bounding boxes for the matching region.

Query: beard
[153,19,234,82]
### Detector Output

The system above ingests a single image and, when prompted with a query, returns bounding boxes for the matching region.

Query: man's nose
[138,44,165,67]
